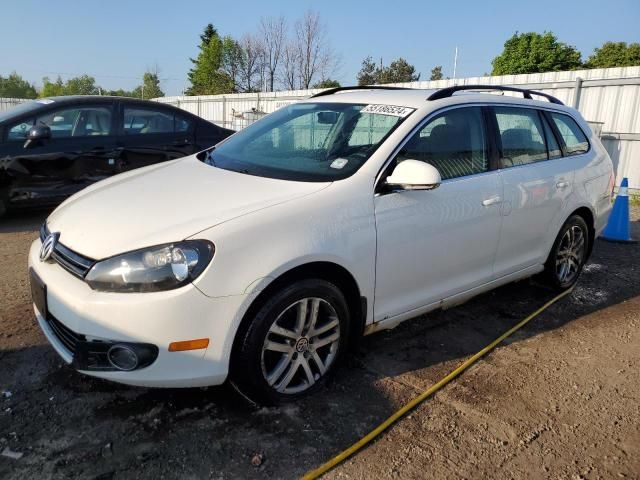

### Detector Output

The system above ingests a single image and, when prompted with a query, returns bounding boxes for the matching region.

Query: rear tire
[542,215,589,290]
[230,279,350,405]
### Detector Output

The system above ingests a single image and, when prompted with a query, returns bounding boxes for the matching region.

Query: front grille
[47,314,86,355]
[40,223,94,278]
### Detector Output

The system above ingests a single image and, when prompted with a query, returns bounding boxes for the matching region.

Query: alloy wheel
[555,225,586,284]
[261,297,341,394]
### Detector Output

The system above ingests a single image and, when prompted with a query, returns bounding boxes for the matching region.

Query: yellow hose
[302,287,574,480]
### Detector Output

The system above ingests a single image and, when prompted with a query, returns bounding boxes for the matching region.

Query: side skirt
[363,264,544,335]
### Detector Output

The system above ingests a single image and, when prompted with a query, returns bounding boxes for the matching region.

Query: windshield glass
[205,102,414,182]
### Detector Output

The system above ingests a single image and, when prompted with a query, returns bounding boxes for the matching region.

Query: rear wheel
[543,215,589,290]
[231,279,350,405]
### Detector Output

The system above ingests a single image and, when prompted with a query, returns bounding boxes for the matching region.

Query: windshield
[205,102,414,182]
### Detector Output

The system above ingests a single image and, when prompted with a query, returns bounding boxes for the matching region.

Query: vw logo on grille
[40,232,60,262]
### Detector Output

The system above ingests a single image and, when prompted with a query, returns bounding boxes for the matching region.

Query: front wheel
[543,215,589,290]
[230,279,350,405]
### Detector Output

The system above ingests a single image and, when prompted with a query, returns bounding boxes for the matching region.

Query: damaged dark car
[0,96,233,217]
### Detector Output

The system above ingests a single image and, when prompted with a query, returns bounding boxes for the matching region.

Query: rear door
[115,103,195,173]
[1,102,118,207]
[490,105,574,277]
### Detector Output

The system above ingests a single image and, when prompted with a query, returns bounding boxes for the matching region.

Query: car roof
[307,88,575,115]
[0,96,200,125]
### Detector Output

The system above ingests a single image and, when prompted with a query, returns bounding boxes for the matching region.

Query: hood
[47,155,330,259]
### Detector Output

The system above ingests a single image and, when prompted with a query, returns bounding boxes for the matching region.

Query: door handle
[482,196,502,207]
[556,181,570,189]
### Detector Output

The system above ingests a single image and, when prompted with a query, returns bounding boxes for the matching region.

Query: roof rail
[310,85,412,98]
[427,85,564,105]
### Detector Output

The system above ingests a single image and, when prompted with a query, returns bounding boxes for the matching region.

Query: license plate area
[29,268,47,317]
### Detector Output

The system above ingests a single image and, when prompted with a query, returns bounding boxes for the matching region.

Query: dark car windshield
[204,102,414,182]
[0,100,45,123]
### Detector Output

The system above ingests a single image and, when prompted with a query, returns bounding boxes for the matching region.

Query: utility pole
[453,46,458,79]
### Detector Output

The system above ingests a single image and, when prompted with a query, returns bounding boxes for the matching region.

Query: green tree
[40,75,101,97]
[64,75,99,95]
[585,42,640,68]
[357,56,378,85]
[491,32,582,75]
[187,24,234,95]
[105,88,136,97]
[377,58,420,84]
[0,72,37,98]
[40,76,67,97]
[430,65,443,80]
[313,79,341,88]
[221,36,245,92]
[132,72,165,99]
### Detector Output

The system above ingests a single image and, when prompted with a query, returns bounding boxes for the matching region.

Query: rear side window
[494,107,547,167]
[541,115,562,159]
[123,107,173,134]
[123,107,192,135]
[549,112,589,155]
[397,106,488,180]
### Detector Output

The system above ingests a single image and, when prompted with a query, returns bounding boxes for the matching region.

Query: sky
[1,0,639,96]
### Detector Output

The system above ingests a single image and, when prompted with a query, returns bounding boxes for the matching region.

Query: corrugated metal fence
[156,66,640,190]
[0,97,27,112]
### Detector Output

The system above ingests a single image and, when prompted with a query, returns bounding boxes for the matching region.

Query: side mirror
[24,124,51,149]
[386,160,442,191]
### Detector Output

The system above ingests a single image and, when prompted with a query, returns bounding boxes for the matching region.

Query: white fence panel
[0,98,28,112]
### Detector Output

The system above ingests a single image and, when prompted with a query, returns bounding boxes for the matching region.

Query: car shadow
[0,209,51,234]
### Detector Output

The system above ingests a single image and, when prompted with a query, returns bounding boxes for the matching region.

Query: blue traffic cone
[601,177,636,243]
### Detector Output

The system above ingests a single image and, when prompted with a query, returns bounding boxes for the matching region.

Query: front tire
[231,279,350,405]
[543,215,589,290]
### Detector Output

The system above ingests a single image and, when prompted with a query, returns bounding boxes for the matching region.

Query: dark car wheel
[231,279,350,405]
[0,199,6,218]
[543,215,589,290]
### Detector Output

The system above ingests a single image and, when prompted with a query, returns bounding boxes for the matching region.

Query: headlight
[85,240,214,293]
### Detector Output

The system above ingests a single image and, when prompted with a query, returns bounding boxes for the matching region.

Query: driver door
[373,106,503,321]
[1,103,118,208]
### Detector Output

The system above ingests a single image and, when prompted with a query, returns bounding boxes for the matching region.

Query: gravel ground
[0,208,638,480]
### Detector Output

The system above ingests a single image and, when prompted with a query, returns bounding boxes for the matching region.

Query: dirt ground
[1,209,639,480]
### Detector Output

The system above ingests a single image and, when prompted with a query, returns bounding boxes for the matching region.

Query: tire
[230,279,350,405]
[0,199,6,219]
[542,215,589,290]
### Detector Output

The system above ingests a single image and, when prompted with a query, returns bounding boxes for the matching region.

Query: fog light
[107,344,139,371]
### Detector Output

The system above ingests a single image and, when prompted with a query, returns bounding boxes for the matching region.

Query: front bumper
[28,239,253,387]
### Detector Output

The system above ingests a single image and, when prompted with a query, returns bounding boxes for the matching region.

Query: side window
[398,107,488,180]
[123,107,174,135]
[494,107,547,167]
[7,118,35,141]
[549,112,589,155]
[541,114,562,159]
[175,115,192,133]
[36,107,112,138]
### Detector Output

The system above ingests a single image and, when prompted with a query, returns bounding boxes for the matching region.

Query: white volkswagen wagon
[29,85,614,403]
